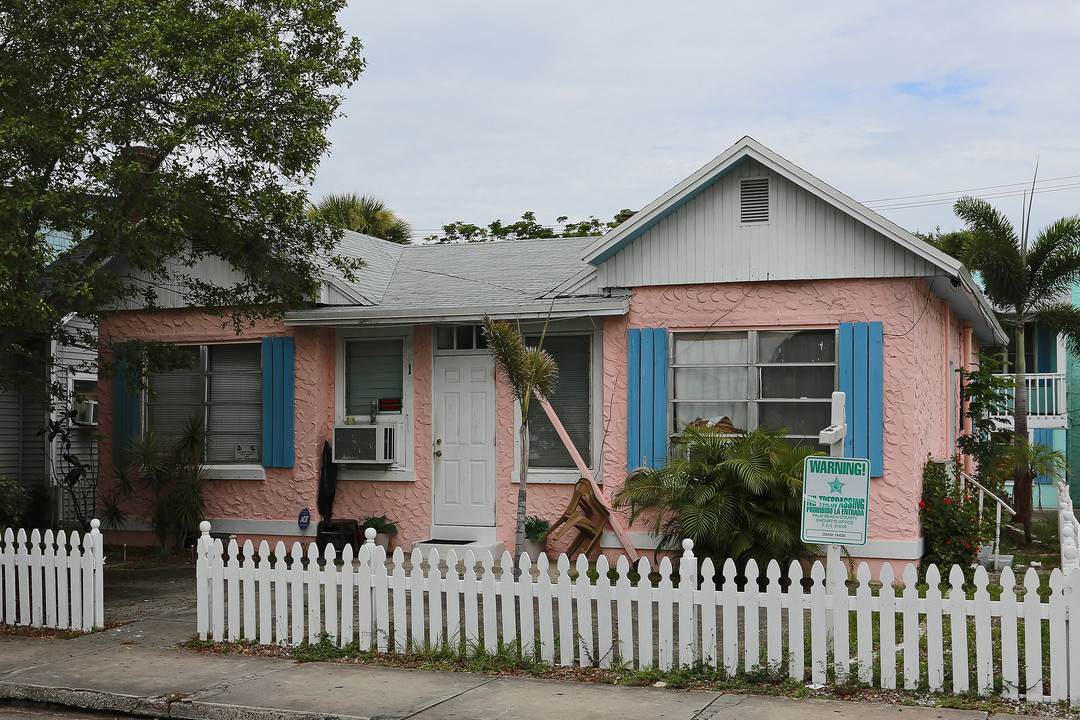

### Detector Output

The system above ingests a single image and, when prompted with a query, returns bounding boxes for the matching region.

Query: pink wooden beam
[535,392,639,561]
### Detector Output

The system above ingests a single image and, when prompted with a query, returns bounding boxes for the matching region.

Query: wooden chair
[541,478,610,558]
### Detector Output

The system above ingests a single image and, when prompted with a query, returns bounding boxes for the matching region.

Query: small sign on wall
[235,444,258,461]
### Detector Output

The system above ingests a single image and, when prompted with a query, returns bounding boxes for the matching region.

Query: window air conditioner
[74,400,98,426]
[332,424,397,464]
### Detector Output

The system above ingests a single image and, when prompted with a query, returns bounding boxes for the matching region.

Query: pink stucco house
[99,137,1006,567]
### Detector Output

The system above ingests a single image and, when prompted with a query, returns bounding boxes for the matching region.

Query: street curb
[0,682,370,720]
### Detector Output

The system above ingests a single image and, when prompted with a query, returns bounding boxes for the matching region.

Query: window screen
[345,339,404,417]
[526,335,591,468]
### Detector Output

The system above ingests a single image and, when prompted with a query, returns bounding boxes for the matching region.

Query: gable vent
[740,177,770,223]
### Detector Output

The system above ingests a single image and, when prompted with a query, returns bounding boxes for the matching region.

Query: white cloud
[316,1,1080,239]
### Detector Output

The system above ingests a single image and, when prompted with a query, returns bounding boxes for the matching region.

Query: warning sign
[800,456,870,545]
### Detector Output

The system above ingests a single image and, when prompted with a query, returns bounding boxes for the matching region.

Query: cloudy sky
[314,1,1080,242]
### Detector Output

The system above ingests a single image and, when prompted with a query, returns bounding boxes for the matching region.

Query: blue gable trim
[262,337,295,468]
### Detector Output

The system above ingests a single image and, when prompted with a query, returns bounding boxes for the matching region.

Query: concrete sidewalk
[0,608,1048,720]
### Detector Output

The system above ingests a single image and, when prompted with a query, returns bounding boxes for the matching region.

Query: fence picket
[68,530,82,632]
[855,564,873,684]
[1048,571,1067,703]
[29,530,42,627]
[481,553,497,655]
[498,551,515,651]
[743,559,760,673]
[373,545,390,651]
[575,555,592,666]
[677,543,696,668]
[1067,570,1080,705]
[901,563,920,690]
[355,543,372,651]
[948,565,969,694]
[699,558,717,667]
[657,556,674,671]
[636,557,653,669]
[324,545,339,645]
[595,555,613,668]
[340,544,355,646]
[786,560,805,682]
[809,561,827,685]
[721,558,739,677]
[462,551,479,653]
[537,553,555,663]
[1023,566,1044,700]
[79,531,94,631]
[830,560,849,682]
[288,542,303,645]
[1000,567,1019,699]
[878,563,896,690]
[925,565,944,692]
[391,548,407,652]
[56,530,70,630]
[512,553,530,658]
[765,561,783,670]
[305,543,321,643]
[226,539,240,641]
[43,530,56,628]
[443,549,460,651]
[427,548,443,649]
[258,541,273,644]
[16,529,29,626]
[271,541,287,645]
[409,547,425,651]
[972,566,993,696]
[2,529,15,625]
[556,554,574,666]
[241,540,256,642]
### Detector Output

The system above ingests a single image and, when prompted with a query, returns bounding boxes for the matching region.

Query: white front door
[433,354,497,528]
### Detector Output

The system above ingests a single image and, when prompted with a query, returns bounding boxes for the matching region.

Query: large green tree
[947,196,1080,539]
[308,193,412,244]
[0,0,366,398]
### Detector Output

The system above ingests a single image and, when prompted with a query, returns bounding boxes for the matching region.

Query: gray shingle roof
[332,234,600,311]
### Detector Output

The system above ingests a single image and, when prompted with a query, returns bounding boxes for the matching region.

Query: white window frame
[510,322,603,485]
[669,327,837,447]
[144,342,266,481]
[335,328,415,482]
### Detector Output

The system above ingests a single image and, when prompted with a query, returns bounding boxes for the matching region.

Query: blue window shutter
[626,328,669,470]
[627,330,641,471]
[262,337,295,468]
[838,322,884,477]
[112,352,141,463]
[650,328,669,468]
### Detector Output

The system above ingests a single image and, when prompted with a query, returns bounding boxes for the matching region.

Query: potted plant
[523,514,550,560]
[359,515,398,550]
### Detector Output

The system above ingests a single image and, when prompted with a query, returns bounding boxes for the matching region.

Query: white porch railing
[199,523,1080,705]
[992,372,1067,428]
[958,470,1015,572]
[0,519,105,631]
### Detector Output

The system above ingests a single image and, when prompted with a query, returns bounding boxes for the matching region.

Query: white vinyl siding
[147,344,262,464]
[597,158,941,288]
[671,329,836,447]
[526,334,591,468]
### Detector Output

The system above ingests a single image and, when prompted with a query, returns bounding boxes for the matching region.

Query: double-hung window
[146,343,262,463]
[344,339,405,419]
[525,334,592,469]
[671,329,835,448]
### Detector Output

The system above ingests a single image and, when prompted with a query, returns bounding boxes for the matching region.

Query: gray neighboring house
[0,313,99,527]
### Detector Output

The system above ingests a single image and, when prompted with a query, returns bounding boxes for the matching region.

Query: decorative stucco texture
[100,276,973,561]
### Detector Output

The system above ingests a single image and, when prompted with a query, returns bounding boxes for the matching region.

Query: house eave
[283,297,630,327]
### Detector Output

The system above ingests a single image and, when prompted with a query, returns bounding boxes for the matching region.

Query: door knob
[435,450,442,457]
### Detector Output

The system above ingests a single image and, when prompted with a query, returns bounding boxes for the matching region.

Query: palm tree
[481,316,557,566]
[996,438,1067,543]
[951,196,1080,538]
[613,425,819,572]
[308,193,412,244]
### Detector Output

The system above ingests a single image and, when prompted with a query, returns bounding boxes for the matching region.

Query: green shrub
[919,459,985,580]
[0,477,29,529]
[359,515,398,535]
[524,515,549,542]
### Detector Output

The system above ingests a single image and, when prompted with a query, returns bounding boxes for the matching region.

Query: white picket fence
[196,524,1080,705]
[0,519,105,632]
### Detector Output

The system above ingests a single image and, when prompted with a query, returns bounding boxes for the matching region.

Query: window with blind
[525,334,591,468]
[344,339,404,417]
[146,344,262,464]
[671,329,835,448]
